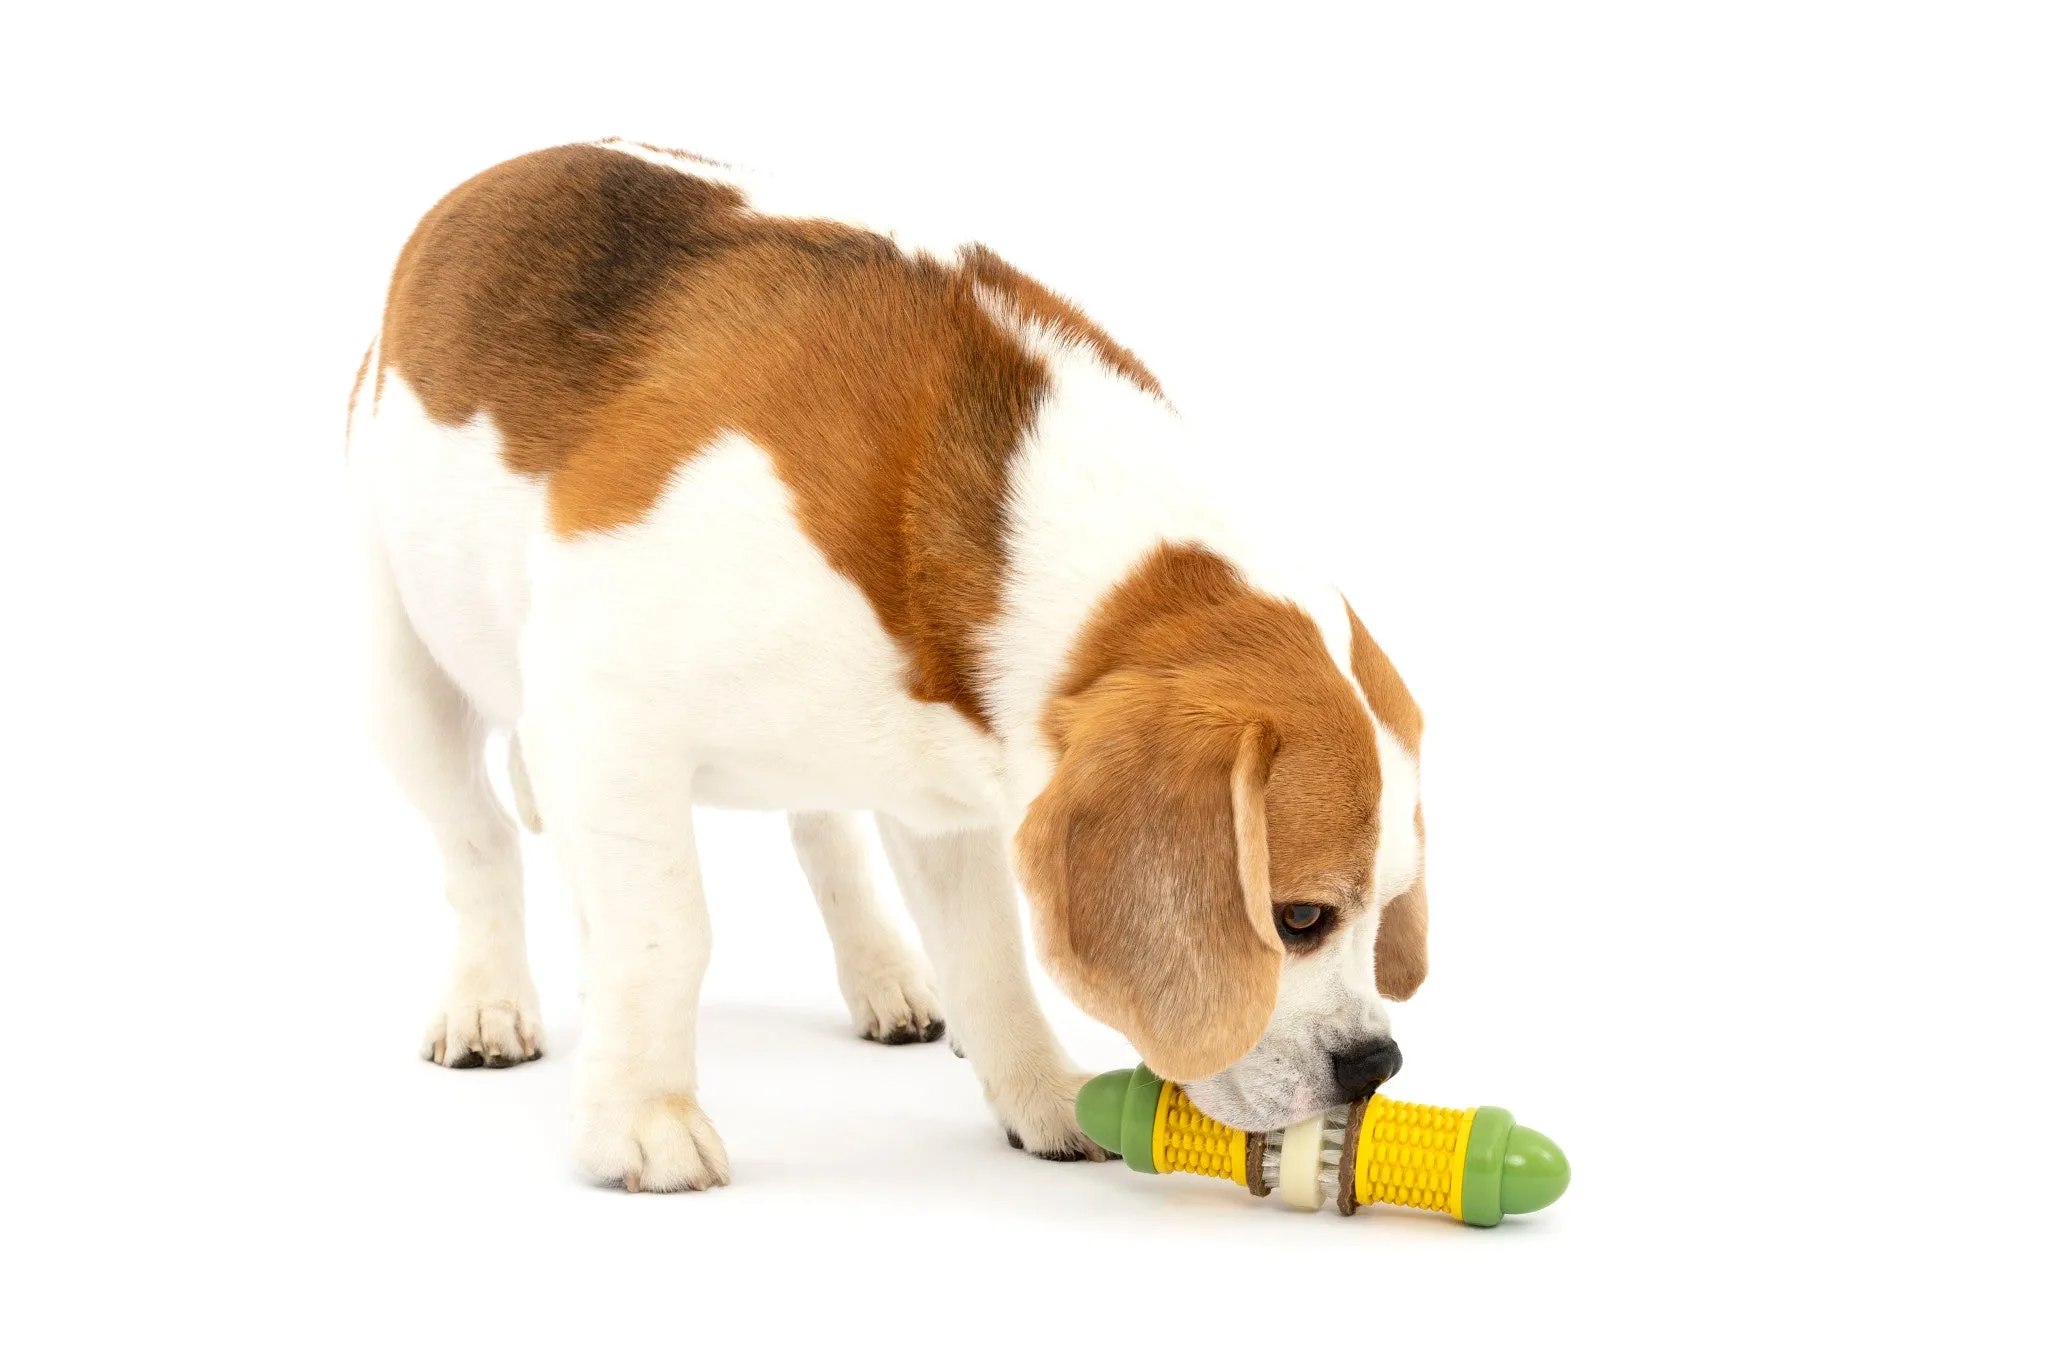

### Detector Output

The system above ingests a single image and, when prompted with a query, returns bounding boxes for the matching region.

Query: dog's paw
[421,989,543,1069]
[991,1068,1107,1162]
[576,1092,730,1193]
[839,953,945,1045]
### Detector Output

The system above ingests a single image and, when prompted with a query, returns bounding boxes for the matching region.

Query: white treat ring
[1276,1113,1328,1211]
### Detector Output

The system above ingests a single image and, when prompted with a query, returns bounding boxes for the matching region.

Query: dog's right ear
[1015,672,1283,1081]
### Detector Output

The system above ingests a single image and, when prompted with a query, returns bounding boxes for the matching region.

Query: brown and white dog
[350,140,1427,1191]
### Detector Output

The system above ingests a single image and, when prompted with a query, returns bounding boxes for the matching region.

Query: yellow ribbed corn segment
[1354,1094,1476,1217]
[1152,1081,1247,1185]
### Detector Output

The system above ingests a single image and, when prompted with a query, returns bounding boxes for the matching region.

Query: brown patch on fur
[382,144,751,478]
[1343,602,1428,998]
[378,143,1158,727]
[1016,546,1384,1080]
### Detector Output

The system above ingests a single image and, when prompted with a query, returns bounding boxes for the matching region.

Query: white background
[4,3,2041,1359]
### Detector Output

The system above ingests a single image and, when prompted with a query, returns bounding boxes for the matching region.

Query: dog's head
[1018,593,1425,1133]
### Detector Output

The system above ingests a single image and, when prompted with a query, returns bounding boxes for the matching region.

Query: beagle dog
[350,140,1427,1192]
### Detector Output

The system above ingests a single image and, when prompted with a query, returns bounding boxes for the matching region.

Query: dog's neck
[979,333,1267,819]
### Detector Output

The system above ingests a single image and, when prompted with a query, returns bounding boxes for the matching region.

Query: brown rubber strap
[1335,1099,1368,1216]
[1245,1130,1269,1198]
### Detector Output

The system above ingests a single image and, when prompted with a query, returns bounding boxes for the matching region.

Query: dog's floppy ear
[1376,808,1428,999]
[1016,673,1283,1081]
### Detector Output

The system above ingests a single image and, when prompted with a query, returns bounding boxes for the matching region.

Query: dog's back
[355,140,1156,735]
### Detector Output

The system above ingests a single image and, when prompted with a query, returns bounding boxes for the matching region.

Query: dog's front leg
[876,817,1104,1160]
[523,701,727,1193]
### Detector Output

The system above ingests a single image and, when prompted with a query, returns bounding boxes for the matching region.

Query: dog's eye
[1274,902,1332,943]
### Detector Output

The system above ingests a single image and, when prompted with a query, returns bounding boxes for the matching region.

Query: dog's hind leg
[363,538,543,1069]
[788,811,945,1044]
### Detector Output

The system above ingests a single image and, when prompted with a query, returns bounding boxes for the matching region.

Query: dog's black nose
[1333,1038,1404,1101]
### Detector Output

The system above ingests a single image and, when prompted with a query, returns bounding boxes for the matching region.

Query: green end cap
[1074,1071,1131,1154]
[1459,1106,1570,1226]
[1499,1123,1570,1216]
[1074,1066,1165,1173]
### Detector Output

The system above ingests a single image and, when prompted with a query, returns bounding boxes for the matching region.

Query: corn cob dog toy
[1075,1066,1569,1225]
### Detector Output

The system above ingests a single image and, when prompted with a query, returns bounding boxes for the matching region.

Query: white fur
[353,376,536,726]
[1372,728,1422,904]
[352,368,544,1071]
[354,142,1419,1184]
[978,322,1245,804]
[527,432,1006,824]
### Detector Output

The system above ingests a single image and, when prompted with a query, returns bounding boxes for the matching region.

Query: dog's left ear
[1016,672,1283,1081]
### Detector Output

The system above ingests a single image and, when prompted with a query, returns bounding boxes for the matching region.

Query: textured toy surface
[1075,1066,1569,1226]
